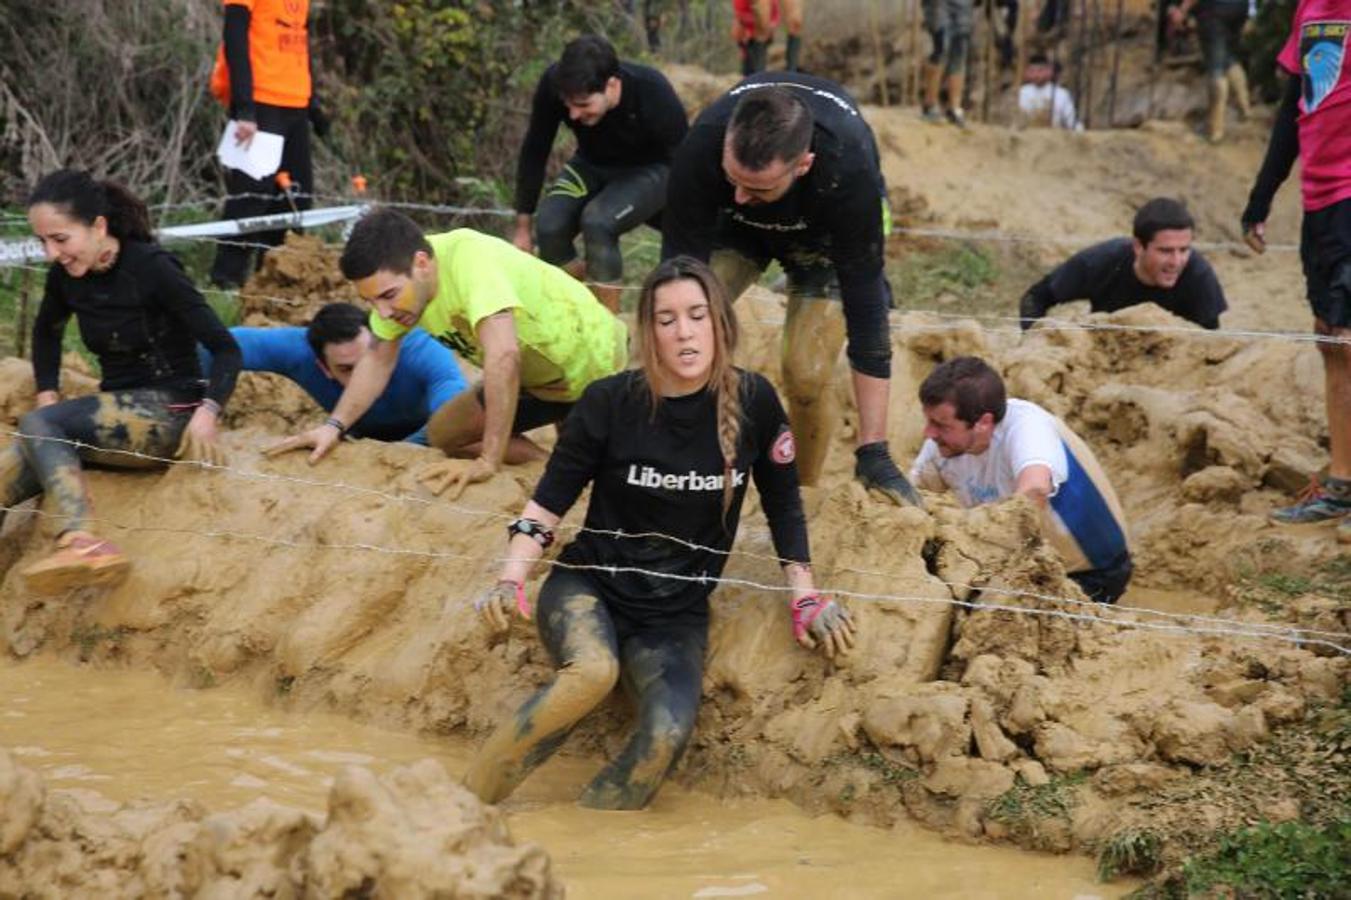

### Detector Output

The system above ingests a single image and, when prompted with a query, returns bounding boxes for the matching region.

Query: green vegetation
[888,243,998,309]
[987,771,1086,824]
[1098,829,1163,882]
[1177,819,1350,899]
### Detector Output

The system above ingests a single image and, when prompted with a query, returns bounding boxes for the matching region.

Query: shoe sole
[23,557,130,595]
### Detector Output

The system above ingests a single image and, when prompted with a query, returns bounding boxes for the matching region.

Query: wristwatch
[507,517,555,549]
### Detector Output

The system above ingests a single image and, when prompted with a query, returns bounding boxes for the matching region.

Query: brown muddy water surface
[0,657,1132,899]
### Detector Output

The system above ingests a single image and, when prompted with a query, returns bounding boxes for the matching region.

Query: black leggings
[1,388,198,534]
[463,568,707,810]
[534,156,669,283]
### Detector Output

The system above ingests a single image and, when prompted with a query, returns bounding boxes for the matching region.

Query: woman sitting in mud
[464,256,854,810]
[8,169,241,593]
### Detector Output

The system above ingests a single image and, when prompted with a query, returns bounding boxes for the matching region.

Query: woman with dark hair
[462,256,854,811]
[11,169,241,593]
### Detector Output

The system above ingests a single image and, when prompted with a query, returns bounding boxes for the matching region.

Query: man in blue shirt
[204,302,467,444]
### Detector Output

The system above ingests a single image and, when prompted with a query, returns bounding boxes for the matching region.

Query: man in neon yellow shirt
[266,208,628,496]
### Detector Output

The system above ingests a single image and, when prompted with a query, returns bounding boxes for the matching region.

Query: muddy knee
[579,205,624,283]
[553,652,621,709]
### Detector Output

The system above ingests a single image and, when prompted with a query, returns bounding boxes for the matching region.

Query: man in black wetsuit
[512,33,688,312]
[1019,197,1229,331]
[662,72,921,507]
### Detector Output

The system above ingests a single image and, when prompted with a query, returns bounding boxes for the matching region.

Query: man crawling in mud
[910,357,1134,604]
[265,208,627,498]
[462,257,853,810]
[1018,197,1229,331]
[204,301,468,445]
[663,71,923,509]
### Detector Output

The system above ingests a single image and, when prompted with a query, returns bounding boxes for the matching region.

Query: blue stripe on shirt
[1049,439,1129,570]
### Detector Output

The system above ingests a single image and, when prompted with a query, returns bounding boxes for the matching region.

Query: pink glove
[474,580,532,632]
[791,594,856,658]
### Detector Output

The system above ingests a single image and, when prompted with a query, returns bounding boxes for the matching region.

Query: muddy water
[0,658,1129,899]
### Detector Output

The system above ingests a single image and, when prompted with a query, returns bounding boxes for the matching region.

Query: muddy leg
[463,573,620,805]
[17,390,190,534]
[781,294,847,486]
[710,249,765,305]
[579,620,706,810]
[0,445,43,530]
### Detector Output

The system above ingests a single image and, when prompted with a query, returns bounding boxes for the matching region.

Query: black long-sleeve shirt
[514,61,688,214]
[32,241,242,407]
[661,72,893,379]
[533,369,809,619]
[224,4,255,120]
[1242,74,1301,228]
[1019,237,1227,330]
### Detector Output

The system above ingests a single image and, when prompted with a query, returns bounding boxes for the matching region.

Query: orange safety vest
[210,0,311,110]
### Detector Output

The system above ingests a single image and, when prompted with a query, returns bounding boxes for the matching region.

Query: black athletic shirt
[533,368,809,619]
[661,72,893,379]
[1020,238,1227,330]
[32,240,242,406]
[514,61,689,215]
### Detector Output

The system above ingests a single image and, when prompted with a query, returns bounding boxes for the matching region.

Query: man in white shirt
[910,356,1133,603]
[1017,53,1079,130]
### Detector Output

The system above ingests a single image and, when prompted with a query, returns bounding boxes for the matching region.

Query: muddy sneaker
[22,531,130,595]
[1268,474,1351,525]
[921,106,944,124]
[946,107,968,129]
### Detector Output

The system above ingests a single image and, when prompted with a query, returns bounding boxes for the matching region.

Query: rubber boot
[921,62,944,121]
[1226,63,1251,121]
[1206,76,1228,143]
[945,73,967,128]
[745,39,768,74]
[786,34,802,71]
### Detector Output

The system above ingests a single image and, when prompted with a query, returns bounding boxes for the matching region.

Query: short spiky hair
[918,356,1008,426]
[553,34,620,99]
[339,208,433,280]
[306,302,368,359]
[1132,197,1194,246]
[727,87,814,170]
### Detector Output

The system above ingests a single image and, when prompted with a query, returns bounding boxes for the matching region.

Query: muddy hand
[791,594,855,658]
[263,422,341,465]
[175,429,228,468]
[473,580,531,632]
[417,456,496,500]
[854,441,924,508]
[1242,222,1266,255]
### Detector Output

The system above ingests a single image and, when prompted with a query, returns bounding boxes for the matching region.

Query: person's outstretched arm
[512,71,564,252]
[1241,74,1300,253]
[265,334,403,463]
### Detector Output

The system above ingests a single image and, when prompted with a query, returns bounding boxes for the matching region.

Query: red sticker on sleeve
[771,428,796,464]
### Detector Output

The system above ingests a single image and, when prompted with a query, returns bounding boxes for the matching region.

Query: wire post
[16,264,32,359]
[1106,0,1124,127]
[908,0,922,106]
[871,0,891,106]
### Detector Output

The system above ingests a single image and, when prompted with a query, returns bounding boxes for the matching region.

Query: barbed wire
[1,428,1345,653]
[2,497,1346,656]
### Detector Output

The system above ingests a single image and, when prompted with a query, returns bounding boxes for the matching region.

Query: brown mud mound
[0,749,559,898]
[239,232,360,326]
[0,296,1344,872]
[1004,303,1331,591]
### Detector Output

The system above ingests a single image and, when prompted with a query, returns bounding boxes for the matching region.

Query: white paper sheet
[215,121,285,181]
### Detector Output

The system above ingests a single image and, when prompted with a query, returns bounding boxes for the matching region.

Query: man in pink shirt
[1242,2,1351,543]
